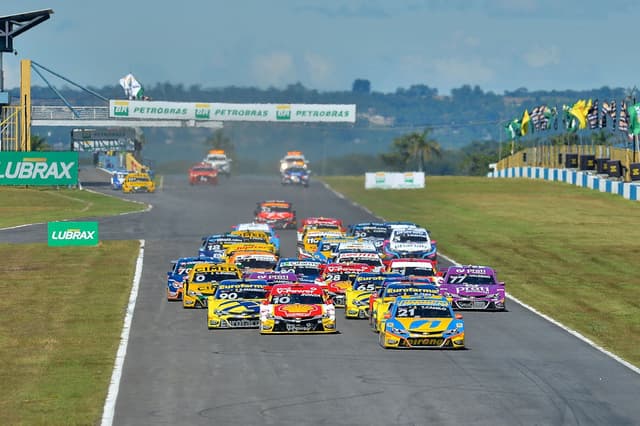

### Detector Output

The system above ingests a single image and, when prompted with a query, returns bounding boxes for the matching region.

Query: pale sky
[2,0,637,96]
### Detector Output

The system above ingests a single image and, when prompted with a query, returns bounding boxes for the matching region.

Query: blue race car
[167,256,220,301]
[281,167,310,187]
[110,169,130,190]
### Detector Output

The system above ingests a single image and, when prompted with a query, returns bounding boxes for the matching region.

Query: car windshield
[395,304,450,318]
[324,272,358,282]
[394,233,428,243]
[215,288,267,300]
[128,176,150,182]
[446,274,496,285]
[192,271,239,282]
[288,167,307,173]
[235,257,277,270]
[271,293,324,304]
[278,264,321,276]
[192,167,214,172]
[339,257,381,267]
[391,266,435,276]
[174,261,198,275]
[261,205,291,213]
[354,227,387,239]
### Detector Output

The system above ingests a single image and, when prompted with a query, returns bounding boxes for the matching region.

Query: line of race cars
[164,203,506,349]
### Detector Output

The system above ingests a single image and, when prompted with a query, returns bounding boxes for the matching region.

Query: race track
[3,168,640,426]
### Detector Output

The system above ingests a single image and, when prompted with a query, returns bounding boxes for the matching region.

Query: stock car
[188,162,218,185]
[311,236,358,263]
[334,251,385,273]
[121,172,155,193]
[244,271,299,288]
[344,272,403,319]
[317,263,373,307]
[369,281,441,332]
[110,169,130,190]
[298,229,346,259]
[275,258,323,283]
[378,295,465,349]
[199,234,244,259]
[182,263,242,308]
[260,283,337,334]
[232,222,280,255]
[281,166,310,187]
[166,256,219,301]
[227,250,279,274]
[382,227,437,263]
[387,258,443,284]
[347,222,389,252]
[439,265,506,310]
[297,217,345,243]
[207,279,269,329]
[254,200,297,229]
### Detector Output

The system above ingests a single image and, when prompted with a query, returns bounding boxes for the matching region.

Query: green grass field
[0,241,140,425]
[0,186,146,229]
[322,176,640,366]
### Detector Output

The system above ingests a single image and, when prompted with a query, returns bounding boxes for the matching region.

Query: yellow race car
[344,272,403,319]
[182,263,242,308]
[207,279,268,329]
[121,172,155,193]
[378,295,464,349]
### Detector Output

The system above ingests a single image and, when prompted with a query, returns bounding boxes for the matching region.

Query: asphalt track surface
[2,168,640,426]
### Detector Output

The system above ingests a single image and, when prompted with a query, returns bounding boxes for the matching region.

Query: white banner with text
[109,100,356,122]
[365,172,425,189]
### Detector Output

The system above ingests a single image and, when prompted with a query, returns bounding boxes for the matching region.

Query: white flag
[119,73,144,99]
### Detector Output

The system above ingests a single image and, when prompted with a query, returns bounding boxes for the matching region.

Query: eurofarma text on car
[344,272,403,319]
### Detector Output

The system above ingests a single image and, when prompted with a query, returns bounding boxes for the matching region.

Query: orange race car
[189,162,218,185]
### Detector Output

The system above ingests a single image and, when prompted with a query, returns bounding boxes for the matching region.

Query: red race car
[189,162,218,185]
[254,200,297,229]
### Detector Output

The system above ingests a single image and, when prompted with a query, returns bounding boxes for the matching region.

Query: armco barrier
[489,167,640,202]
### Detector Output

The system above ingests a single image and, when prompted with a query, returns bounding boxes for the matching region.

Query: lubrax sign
[0,152,79,186]
[48,221,99,247]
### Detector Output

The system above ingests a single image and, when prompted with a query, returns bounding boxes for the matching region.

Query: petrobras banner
[48,221,99,247]
[109,100,356,122]
[365,172,425,189]
[0,152,78,186]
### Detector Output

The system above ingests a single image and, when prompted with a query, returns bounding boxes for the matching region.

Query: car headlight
[387,324,405,335]
[188,291,197,296]
[214,310,225,315]
[353,299,368,307]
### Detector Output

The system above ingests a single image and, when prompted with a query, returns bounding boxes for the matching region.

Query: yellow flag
[570,99,591,129]
[521,109,531,135]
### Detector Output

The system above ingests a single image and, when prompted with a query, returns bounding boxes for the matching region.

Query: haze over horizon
[2,0,637,96]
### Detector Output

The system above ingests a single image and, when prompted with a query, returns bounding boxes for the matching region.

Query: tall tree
[30,135,50,151]
[352,79,371,94]
[406,128,442,172]
[204,129,235,158]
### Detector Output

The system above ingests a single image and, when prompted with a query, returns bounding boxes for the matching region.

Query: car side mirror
[455,313,463,319]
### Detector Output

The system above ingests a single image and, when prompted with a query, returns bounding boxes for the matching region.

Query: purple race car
[439,265,506,311]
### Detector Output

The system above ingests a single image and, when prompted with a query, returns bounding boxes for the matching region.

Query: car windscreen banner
[0,152,79,186]
[48,221,99,247]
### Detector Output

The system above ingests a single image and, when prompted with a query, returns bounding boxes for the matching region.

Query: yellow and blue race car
[344,272,403,319]
[370,281,441,332]
[378,295,464,349]
[207,279,269,329]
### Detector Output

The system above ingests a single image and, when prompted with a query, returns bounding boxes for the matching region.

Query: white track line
[101,239,145,426]
[322,180,640,375]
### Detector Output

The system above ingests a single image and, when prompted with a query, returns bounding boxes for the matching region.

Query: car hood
[210,300,261,314]
[274,304,323,318]
[440,284,504,297]
[395,318,456,333]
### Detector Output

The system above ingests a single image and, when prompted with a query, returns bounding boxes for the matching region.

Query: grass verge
[0,240,140,425]
[322,176,640,367]
[0,187,146,229]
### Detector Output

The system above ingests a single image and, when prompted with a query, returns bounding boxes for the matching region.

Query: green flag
[627,103,640,135]
[504,119,521,139]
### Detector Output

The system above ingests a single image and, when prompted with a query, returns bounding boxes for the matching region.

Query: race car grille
[273,318,323,332]
[456,300,489,310]
[402,337,445,347]
[333,295,345,306]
